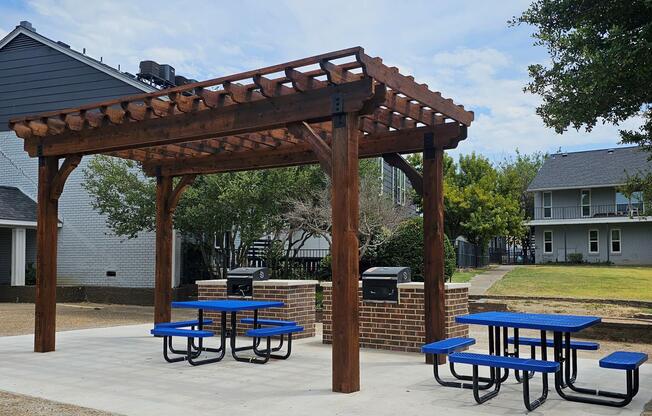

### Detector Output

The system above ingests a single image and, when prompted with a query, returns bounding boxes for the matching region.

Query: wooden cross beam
[382,153,423,197]
[287,122,332,177]
[24,78,377,158]
[142,123,465,177]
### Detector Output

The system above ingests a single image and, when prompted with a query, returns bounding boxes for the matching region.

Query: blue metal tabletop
[171,300,283,312]
[455,311,601,332]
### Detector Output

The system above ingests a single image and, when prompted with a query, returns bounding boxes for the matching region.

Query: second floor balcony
[531,203,647,221]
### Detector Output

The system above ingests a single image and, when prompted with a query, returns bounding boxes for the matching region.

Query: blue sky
[0,0,641,161]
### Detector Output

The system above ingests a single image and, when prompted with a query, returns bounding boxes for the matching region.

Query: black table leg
[230,310,268,363]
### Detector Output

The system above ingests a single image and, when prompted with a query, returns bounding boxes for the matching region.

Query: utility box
[361,266,411,303]
[226,267,269,298]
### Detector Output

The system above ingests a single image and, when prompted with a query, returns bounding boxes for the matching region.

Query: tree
[283,159,411,258]
[83,155,325,278]
[444,153,524,251]
[512,1,652,152]
[496,150,546,258]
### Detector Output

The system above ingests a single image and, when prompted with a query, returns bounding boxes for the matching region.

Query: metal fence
[247,248,330,280]
[455,240,489,268]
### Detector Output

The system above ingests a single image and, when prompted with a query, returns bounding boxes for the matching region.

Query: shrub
[377,217,456,281]
[567,253,583,264]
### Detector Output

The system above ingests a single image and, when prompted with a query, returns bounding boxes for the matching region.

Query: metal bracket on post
[155,165,162,178]
[424,132,435,160]
[331,93,346,128]
[37,144,43,157]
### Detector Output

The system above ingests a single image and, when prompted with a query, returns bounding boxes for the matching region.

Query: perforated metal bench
[449,352,558,411]
[242,325,304,364]
[150,327,224,366]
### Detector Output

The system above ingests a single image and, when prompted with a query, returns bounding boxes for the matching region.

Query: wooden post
[154,175,174,324]
[330,112,360,393]
[34,156,60,352]
[423,133,446,365]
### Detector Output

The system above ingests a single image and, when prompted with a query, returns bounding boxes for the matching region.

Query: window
[543,192,552,218]
[616,191,644,213]
[543,230,553,254]
[610,229,621,254]
[581,189,591,217]
[588,229,599,254]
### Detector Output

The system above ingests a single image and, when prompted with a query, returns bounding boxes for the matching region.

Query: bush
[567,253,583,264]
[377,217,456,281]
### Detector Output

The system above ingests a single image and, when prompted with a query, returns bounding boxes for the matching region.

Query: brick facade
[197,279,317,339]
[321,282,470,352]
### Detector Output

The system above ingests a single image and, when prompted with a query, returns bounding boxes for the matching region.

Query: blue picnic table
[172,300,284,363]
[455,311,604,403]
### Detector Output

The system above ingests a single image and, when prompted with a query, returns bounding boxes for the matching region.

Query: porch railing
[531,203,646,220]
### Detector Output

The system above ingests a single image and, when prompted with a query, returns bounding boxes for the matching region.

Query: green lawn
[488,265,652,301]
[451,267,489,283]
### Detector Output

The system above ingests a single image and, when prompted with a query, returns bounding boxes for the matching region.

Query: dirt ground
[0,302,196,337]
[0,390,120,416]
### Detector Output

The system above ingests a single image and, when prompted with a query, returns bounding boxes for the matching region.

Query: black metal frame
[552,331,640,407]
[159,311,228,366]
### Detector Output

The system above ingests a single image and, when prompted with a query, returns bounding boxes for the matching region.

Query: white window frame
[581,189,591,217]
[610,228,622,254]
[543,230,553,254]
[588,229,599,254]
[543,192,552,218]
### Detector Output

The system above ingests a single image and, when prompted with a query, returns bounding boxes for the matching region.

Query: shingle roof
[528,147,652,191]
[0,186,37,222]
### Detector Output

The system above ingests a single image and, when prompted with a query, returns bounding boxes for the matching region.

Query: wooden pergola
[10,46,473,393]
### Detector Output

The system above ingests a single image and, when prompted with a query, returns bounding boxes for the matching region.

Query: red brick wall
[322,283,469,352]
[197,280,316,339]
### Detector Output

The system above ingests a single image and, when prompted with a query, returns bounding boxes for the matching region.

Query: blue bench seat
[155,319,213,328]
[422,337,475,355]
[241,318,297,327]
[600,351,648,370]
[449,352,559,373]
[507,336,599,351]
[245,325,303,338]
[150,327,214,338]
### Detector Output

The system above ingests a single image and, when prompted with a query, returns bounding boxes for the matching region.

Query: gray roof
[528,146,652,191]
[0,186,37,222]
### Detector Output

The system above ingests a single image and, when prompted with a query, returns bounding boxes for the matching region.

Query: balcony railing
[531,203,647,220]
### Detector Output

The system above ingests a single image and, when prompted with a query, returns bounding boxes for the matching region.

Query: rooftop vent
[607,149,615,154]
[19,21,35,32]
[561,153,568,157]
[56,41,70,48]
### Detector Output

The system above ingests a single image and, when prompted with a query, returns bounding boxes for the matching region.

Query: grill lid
[226,267,269,280]
[361,267,411,283]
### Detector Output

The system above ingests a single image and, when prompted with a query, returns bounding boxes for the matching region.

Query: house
[527,147,652,265]
[0,21,191,289]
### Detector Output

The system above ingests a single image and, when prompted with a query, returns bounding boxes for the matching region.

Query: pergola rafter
[9,46,473,394]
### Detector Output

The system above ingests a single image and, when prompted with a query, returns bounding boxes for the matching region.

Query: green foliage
[83,155,326,277]
[377,217,456,281]
[445,153,524,249]
[82,156,156,238]
[512,0,652,151]
[406,152,532,248]
[567,253,583,264]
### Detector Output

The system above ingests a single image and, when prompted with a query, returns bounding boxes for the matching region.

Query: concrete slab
[0,324,649,416]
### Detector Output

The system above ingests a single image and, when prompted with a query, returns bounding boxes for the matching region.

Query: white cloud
[3,0,639,161]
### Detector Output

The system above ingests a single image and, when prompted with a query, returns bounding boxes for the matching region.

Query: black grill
[226,267,269,298]
[361,267,411,303]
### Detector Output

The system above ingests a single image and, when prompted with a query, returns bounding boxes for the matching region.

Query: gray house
[527,147,652,265]
[0,22,190,288]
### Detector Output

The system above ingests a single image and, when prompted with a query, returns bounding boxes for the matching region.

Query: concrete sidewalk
[468,265,515,296]
[0,324,649,416]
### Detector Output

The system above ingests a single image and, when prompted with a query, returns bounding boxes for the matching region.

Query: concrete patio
[0,324,649,416]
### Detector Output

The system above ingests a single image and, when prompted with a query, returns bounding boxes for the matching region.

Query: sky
[0,0,642,162]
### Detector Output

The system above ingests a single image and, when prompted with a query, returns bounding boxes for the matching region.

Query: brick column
[197,280,317,339]
[322,282,469,352]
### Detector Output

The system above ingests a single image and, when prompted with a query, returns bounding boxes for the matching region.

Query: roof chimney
[19,21,35,32]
